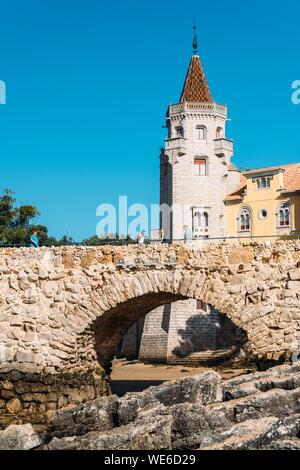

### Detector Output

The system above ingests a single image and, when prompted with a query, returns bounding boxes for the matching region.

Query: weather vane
[192,23,197,55]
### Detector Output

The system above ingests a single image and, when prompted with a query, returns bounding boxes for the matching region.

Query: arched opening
[93,292,186,373]
[91,291,250,397]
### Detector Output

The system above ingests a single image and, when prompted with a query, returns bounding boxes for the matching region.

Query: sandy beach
[110,359,255,396]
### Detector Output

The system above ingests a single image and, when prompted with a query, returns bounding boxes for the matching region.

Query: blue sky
[0,0,299,240]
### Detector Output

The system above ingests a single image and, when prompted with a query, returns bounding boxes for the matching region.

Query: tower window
[195,126,206,140]
[216,127,223,139]
[194,158,207,176]
[176,126,184,137]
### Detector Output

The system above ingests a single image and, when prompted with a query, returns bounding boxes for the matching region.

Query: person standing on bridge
[183,225,192,244]
[137,230,145,245]
[30,231,39,247]
[159,228,165,243]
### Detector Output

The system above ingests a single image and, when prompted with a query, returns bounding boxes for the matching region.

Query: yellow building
[225,163,300,241]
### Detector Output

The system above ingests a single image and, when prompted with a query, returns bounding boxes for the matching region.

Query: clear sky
[0,0,299,240]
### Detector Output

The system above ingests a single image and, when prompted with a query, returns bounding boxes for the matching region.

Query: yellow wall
[225,172,300,241]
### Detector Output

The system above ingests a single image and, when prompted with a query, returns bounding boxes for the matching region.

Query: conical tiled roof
[180,55,213,103]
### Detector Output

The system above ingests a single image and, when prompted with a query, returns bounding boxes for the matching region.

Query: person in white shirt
[137,230,145,245]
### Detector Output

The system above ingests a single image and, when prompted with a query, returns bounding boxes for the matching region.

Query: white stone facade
[160,66,241,241]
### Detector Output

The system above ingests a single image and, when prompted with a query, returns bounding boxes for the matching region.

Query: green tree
[0,189,56,246]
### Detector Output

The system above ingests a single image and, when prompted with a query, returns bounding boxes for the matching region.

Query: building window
[193,210,209,236]
[238,207,251,232]
[258,208,268,220]
[216,127,223,139]
[194,158,207,176]
[277,202,290,227]
[256,177,271,190]
[176,126,184,137]
[194,212,201,228]
[195,126,206,140]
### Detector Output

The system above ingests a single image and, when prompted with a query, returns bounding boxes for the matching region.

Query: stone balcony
[193,227,209,237]
[168,101,227,117]
[164,136,187,153]
[214,138,233,156]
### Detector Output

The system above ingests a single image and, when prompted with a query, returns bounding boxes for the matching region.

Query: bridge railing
[0,233,300,248]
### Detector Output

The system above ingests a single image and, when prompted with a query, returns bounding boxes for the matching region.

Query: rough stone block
[0,424,41,450]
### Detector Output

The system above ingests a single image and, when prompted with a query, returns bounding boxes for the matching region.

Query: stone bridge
[0,241,300,425]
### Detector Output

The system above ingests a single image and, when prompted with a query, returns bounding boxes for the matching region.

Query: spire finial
[192,22,197,55]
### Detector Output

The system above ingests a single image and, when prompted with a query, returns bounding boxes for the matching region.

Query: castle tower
[119,32,244,365]
[160,34,239,241]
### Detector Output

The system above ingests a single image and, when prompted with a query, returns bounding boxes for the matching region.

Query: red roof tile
[180,55,213,103]
[225,163,300,201]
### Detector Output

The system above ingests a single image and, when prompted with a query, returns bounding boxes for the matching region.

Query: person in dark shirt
[30,231,39,247]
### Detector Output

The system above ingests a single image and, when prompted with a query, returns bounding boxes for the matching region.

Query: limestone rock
[227,246,254,264]
[49,395,119,438]
[117,390,160,426]
[0,424,41,450]
[200,415,300,450]
[6,397,22,414]
[147,371,221,406]
[41,415,172,450]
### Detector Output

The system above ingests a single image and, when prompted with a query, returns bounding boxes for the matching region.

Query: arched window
[176,126,184,137]
[277,202,291,227]
[238,207,251,232]
[195,125,206,140]
[194,212,201,227]
[192,210,209,236]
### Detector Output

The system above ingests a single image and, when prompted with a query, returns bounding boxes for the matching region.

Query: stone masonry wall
[0,241,300,424]
[126,299,246,364]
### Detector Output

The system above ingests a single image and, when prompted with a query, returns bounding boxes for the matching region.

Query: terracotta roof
[280,163,300,192]
[180,55,213,103]
[225,174,247,201]
[243,163,300,192]
[225,163,300,201]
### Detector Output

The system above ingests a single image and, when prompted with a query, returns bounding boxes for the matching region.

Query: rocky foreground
[0,363,299,450]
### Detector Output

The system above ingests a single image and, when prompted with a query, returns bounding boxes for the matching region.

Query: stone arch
[1,242,300,424]
[73,266,282,374]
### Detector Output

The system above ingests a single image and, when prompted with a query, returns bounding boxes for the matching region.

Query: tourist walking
[183,225,192,244]
[159,228,165,243]
[137,230,145,245]
[30,231,39,247]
